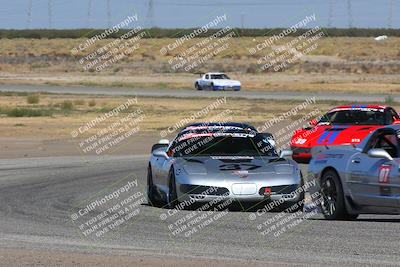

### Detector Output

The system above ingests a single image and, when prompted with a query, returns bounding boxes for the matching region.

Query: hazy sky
[0,0,398,29]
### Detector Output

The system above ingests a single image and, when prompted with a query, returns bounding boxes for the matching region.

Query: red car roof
[330,105,388,110]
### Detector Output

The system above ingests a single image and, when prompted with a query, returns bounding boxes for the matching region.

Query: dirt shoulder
[0,135,157,159]
[0,248,282,267]
[0,93,340,159]
[0,92,396,159]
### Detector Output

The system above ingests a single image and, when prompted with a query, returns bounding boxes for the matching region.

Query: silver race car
[147,122,304,210]
[309,125,400,220]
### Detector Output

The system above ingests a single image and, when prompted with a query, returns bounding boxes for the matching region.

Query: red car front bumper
[291,146,312,164]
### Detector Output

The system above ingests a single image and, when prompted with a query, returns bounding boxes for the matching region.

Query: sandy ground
[0,92,335,161]
[0,249,277,267]
[0,135,158,159]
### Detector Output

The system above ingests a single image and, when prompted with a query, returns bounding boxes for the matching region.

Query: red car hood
[291,124,383,147]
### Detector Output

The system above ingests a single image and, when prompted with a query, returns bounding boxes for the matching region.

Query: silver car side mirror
[153,150,169,159]
[151,139,169,152]
[158,139,169,145]
[280,149,293,159]
[368,148,393,161]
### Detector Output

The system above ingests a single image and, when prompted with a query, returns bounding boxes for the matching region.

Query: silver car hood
[175,156,295,176]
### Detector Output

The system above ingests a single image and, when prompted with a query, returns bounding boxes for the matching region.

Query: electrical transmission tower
[147,0,155,28]
[107,0,111,27]
[87,0,92,28]
[388,0,394,28]
[26,0,32,29]
[347,0,353,28]
[328,0,333,27]
[48,0,53,28]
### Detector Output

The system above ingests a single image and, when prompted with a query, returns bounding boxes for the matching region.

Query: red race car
[291,105,400,163]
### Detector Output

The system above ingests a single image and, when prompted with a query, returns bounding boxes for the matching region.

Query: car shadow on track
[308,217,400,223]
[142,203,400,222]
[141,201,300,213]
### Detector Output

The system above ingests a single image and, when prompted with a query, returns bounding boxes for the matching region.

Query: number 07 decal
[378,165,391,184]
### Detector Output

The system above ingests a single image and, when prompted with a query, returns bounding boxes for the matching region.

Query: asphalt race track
[0,155,399,266]
[0,84,397,102]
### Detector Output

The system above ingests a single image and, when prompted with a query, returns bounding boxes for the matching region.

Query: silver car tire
[147,165,162,207]
[320,170,358,220]
[167,168,180,209]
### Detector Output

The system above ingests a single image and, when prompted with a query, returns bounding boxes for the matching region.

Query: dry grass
[1,37,400,75]
[0,92,396,139]
[1,37,400,94]
[2,37,400,61]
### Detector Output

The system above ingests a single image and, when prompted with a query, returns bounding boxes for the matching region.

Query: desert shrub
[27,94,40,104]
[61,100,73,110]
[5,108,52,117]
[88,100,96,107]
[74,99,85,105]
[30,62,50,69]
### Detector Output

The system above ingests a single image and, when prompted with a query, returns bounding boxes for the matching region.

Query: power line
[155,0,317,6]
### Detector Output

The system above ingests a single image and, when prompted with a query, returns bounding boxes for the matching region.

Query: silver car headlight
[183,164,207,175]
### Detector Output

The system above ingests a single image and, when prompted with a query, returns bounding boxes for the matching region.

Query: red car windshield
[319,109,385,125]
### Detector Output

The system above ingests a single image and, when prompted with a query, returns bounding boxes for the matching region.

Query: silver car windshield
[171,135,277,157]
